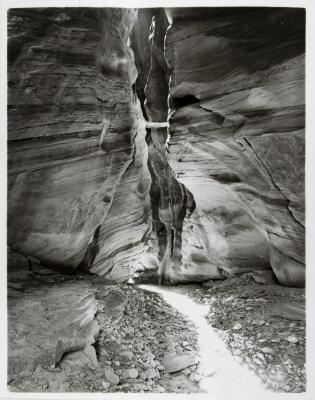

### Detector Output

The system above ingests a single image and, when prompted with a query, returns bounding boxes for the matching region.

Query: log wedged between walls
[133,7,305,287]
[7,7,305,288]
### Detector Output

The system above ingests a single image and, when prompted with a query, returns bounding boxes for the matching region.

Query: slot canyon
[7,7,306,394]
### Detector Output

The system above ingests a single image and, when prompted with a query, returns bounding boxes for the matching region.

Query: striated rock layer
[163,8,305,286]
[7,8,152,278]
[7,8,305,287]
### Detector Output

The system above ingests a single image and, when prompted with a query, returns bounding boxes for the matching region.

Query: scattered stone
[122,368,139,379]
[139,371,147,380]
[146,368,160,379]
[59,345,99,370]
[253,356,264,366]
[234,349,242,356]
[7,271,306,394]
[101,381,110,390]
[286,336,299,344]
[256,353,266,362]
[155,385,166,393]
[119,351,133,360]
[104,368,120,385]
[262,347,275,355]
[162,353,197,374]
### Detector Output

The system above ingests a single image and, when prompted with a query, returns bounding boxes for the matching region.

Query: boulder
[161,353,198,374]
[59,345,98,370]
[8,281,99,377]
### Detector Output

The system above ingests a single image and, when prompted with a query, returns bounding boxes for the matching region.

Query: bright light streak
[137,284,268,395]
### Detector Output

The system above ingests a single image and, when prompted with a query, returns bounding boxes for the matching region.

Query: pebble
[162,353,197,373]
[253,356,264,366]
[233,323,242,330]
[256,353,266,362]
[139,371,147,381]
[119,351,133,360]
[262,347,275,355]
[234,349,242,356]
[146,368,160,379]
[122,368,139,379]
[101,381,110,390]
[286,336,299,344]
[104,368,120,385]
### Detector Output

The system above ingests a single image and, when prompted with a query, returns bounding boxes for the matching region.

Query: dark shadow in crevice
[171,94,199,109]
[77,225,101,272]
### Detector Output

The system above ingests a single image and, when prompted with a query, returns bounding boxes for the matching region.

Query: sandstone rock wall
[164,8,305,286]
[7,7,305,287]
[7,8,152,278]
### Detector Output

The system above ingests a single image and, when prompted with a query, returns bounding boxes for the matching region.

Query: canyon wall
[7,7,305,287]
[7,8,153,280]
[162,8,305,286]
[133,8,305,286]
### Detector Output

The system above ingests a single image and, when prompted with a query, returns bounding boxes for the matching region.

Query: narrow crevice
[131,9,198,285]
[78,226,101,272]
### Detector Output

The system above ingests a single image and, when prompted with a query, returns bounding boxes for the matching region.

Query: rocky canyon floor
[8,268,305,394]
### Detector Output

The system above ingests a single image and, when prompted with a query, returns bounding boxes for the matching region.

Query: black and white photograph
[1,0,314,398]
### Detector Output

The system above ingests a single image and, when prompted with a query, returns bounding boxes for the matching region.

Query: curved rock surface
[163,7,305,286]
[7,7,305,288]
[7,8,152,277]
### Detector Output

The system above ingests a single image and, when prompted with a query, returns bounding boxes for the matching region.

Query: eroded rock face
[7,8,152,278]
[8,279,99,377]
[7,8,305,288]
[162,8,305,286]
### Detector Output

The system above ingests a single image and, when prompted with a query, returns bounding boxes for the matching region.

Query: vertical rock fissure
[132,9,198,284]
